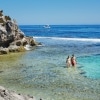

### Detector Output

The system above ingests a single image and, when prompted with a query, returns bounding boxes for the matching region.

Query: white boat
[43,24,50,28]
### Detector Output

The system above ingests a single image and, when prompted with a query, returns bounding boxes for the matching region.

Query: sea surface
[0,25,100,100]
[20,25,100,79]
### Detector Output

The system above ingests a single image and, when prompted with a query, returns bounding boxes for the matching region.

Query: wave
[33,36,100,42]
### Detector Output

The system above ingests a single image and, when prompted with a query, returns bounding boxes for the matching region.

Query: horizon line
[19,24,100,26]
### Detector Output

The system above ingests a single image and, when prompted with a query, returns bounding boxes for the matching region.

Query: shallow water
[0,25,100,99]
[0,38,100,100]
[78,54,100,79]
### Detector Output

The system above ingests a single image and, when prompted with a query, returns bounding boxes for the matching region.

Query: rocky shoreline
[0,10,40,55]
[0,86,37,100]
[0,10,42,100]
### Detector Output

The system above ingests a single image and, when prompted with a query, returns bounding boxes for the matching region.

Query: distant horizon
[0,0,100,25]
[19,24,100,25]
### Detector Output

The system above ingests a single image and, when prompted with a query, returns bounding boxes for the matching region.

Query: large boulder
[0,10,39,54]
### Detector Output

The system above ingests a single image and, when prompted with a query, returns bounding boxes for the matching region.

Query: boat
[43,24,50,28]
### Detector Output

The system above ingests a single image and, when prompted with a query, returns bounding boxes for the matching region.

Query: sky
[0,0,100,25]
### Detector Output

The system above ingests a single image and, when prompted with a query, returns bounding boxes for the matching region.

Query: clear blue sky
[0,0,100,25]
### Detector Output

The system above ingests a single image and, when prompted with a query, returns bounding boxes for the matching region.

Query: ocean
[20,25,100,79]
[0,25,100,100]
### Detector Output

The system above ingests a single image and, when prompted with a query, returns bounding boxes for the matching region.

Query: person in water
[71,54,76,67]
[66,55,71,67]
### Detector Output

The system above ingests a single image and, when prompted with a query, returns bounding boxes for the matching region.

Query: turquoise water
[78,54,100,79]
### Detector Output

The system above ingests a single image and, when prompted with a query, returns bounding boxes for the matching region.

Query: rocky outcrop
[0,86,36,100]
[0,10,39,54]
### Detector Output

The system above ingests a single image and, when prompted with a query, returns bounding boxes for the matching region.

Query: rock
[16,40,22,46]
[0,47,9,54]
[0,18,4,24]
[0,25,7,33]
[8,45,26,52]
[0,10,3,16]
[0,86,36,100]
[0,86,5,92]
[0,10,39,54]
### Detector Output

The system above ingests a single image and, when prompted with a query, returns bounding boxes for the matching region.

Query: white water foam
[34,36,100,42]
